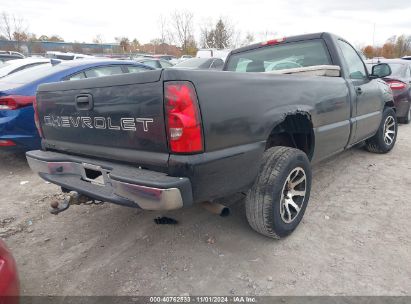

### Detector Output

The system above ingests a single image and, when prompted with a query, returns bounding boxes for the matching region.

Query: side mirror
[371,63,392,78]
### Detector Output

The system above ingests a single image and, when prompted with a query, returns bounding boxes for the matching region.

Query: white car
[178,55,193,63]
[196,49,231,61]
[0,58,51,78]
[45,51,95,60]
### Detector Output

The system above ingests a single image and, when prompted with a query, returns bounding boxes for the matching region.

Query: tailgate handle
[75,94,93,110]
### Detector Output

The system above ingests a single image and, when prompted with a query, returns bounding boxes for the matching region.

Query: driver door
[338,40,383,144]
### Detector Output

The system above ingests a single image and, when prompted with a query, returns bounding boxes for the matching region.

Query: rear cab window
[225,39,332,73]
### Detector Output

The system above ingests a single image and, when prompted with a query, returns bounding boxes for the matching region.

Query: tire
[398,105,410,124]
[365,107,398,153]
[245,146,312,239]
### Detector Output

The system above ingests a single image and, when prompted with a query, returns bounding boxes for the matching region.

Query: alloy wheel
[383,116,396,146]
[280,167,307,224]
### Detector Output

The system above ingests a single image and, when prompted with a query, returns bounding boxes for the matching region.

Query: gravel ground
[1,123,410,296]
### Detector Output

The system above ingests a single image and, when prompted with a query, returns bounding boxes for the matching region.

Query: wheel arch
[385,100,396,112]
[265,112,315,160]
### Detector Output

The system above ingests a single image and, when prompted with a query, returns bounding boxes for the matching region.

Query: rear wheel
[365,107,397,153]
[245,147,312,239]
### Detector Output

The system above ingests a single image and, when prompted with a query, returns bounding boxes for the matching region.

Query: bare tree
[199,19,214,48]
[170,10,194,54]
[2,12,27,37]
[240,32,255,47]
[394,35,411,57]
[92,34,103,44]
[0,12,29,50]
[157,15,172,54]
[0,11,13,40]
[158,15,169,45]
[0,12,28,39]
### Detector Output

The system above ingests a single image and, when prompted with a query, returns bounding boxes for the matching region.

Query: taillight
[32,96,43,138]
[0,140,16,147]
[261,37,286,46]
[0,241,20,297]
[387,80,406,90]
[0,95,35,110]
[165,81,203,153]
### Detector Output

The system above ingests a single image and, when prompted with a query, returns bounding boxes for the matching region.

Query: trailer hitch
[49,191,103,215]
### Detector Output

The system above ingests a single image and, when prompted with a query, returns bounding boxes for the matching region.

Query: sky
[2,0,411,47]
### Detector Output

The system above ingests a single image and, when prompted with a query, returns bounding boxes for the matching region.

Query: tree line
[113,12,252,55]
[361,35,411,59]
[0,10,260,56]
[2,10,411,58]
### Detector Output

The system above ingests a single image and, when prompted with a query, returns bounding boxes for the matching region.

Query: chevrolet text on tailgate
[43,115,154,132]
[27,32,397,239]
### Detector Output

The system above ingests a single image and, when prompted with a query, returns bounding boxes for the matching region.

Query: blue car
[0,59,154,150]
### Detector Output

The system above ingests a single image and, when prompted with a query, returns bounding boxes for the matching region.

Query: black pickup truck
[27,32,397,239]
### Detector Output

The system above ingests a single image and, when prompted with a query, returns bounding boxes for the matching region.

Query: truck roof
[229,32,337,55]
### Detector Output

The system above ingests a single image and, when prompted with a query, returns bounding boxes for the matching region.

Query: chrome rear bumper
[26,151,192,210]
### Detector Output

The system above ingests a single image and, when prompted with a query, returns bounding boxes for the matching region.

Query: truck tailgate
[36,70,169,166]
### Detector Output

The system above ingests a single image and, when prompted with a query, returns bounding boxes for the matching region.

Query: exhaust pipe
[201,201,230,217]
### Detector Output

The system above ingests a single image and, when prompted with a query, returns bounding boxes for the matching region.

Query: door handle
[75,94,93,110]
[356,87,363,95]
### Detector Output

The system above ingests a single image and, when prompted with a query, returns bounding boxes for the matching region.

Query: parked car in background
[138,54,179,64]
[171,57,225,70]
[152,54,179,64]
[179,55,193,61]
[0,59,155,150]
[0,58,51,78]
[0,51,25,63]
[134,58,174,69]
[402,56,411,61]
[152,54,177,61]
[0,240,19,300]
[366,59,411,123]
[45,51,95,60]
[196,48,231,61]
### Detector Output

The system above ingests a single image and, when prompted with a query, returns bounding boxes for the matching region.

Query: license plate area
[81,163,109,186]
